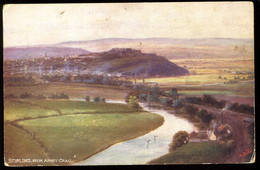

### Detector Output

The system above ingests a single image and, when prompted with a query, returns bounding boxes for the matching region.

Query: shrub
[168,88,178,99]
[184,105,199,118]
[161,98,173,107]
[125,91,139,103]
[49,93,69,99]
[85,96,90,102]
[138,93,147,102]
[197,109,216,125]
[147,94,160,103]
[229,103,254,115]
[20,92,32,99]
[173,99,185,109]
[101,98,106,103]
[170,131,189,151]
[59,93,69,99]
[93,96,101,102]
[128,95,140,109]
[36,94,46,99]
[184,95,226,109]
[151,86,161,95]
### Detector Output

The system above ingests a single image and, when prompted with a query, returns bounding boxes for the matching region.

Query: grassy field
[28,99,136,114]
[148,141,230,164]
[4,99,164,166]
[4,100,59,121]
[4,82,130,100]
[4,124,52,166]
[16,113,163,165]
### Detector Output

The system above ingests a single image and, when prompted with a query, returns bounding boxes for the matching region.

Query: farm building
[213,124,232,141]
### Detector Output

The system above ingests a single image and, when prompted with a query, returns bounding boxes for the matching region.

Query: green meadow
[149,141,230,164]
[4,99,163,166]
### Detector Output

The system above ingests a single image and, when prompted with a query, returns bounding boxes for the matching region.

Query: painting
[3,2,254,166]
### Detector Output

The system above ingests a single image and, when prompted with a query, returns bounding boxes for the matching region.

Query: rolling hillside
[86,48,189,77]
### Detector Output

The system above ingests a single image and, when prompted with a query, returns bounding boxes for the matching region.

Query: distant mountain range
[4,38,253,61]
[55,38,254,60]
[58,38,253,46]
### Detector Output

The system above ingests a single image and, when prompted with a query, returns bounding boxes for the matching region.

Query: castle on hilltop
[109,48,142,54]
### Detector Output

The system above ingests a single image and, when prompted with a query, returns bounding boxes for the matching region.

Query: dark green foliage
[85,96,90,102]
[229,103,254,115]
[161,98,173,107]
[49,93,69,99]
[128,95,140,109]
[168,88,178,99]
[184,95,226,109]
[170,131,189,151]
[36,94,46,99]
[173,99,185,109]
[93,96,101,102]
[147,94,160,103]
[138,93,147,102]
[20,92,32,99]
[197,109,216,124]
[184,105,199,118]
[125,91,139,103]
[151,86,161,95]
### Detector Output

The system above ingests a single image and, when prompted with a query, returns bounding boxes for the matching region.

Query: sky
[3,2,254,47]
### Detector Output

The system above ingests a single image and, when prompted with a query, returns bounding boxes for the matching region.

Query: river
[73,99,197,165]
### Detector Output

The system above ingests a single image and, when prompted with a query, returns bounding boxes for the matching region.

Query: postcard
[3,2,254,166]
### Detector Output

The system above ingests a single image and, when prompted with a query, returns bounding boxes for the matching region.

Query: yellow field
[171,59,254,72]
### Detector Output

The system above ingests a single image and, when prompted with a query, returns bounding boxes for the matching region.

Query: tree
[93,96,101,102]
[147,94,160,103]
[85,96,90,102]
[184,105,199,118]
[161,98,173,107]
[169,88,178,99]
[197,109,215,125]
[173,99,184,109]
[101,98,106,103]
[128,95,140,109]
[138,93,147,102]
[170,131,189,151]
[151,86,161,95]
[125,91,139,103]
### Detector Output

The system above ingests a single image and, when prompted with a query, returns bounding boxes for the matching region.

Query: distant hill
[4,46,90,60]
[86,48,189,77]
[56,38,254,60]
[58,38,253,46]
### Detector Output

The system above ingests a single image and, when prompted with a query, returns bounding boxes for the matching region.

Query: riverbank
[74,102,197,165]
